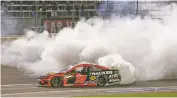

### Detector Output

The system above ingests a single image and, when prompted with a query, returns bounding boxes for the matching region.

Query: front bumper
[37,78,51,87]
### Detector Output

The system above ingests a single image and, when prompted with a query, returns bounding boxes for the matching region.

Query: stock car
[37,63,121,87]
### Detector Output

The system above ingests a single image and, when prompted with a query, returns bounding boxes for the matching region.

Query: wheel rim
[98,77,105,85]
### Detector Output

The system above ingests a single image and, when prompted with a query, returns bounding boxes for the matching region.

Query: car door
[75,66,88,84]
[89,65,103,81]
[64,69,77,85]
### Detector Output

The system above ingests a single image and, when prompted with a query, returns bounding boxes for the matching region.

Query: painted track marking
[2,86,177,96]
[1,83,36,87]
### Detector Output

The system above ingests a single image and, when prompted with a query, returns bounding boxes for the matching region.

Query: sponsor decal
[43,20,76,33]
[90,71,113,76]
[90,76,96,81]
[109,78,120,82]
[109,74,119,79]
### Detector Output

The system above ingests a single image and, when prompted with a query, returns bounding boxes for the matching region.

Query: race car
[37,63,121,87]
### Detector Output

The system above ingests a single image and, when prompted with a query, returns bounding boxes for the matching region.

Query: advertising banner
[43,19,74,33]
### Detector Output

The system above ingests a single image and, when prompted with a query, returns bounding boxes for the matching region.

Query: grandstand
[1,1,100,33]
[1,0,177,34]
[1,1,100,18]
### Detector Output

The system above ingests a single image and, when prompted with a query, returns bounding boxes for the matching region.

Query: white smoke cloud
[1,4,177,84]
[97,54,136,84]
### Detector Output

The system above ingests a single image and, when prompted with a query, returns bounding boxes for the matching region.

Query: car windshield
[60,65,74,72]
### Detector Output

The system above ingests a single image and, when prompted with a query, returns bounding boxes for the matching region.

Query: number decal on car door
[75,73,87,84]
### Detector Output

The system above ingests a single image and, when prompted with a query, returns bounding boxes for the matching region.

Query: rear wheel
[51,76,62,87]
[118,74,121,82]
[97,75,107,86]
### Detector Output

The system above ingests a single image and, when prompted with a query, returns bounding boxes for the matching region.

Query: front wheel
[51,76,62,87]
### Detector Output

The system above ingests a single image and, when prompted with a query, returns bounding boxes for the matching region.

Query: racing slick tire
[51,76,63,87]
[97,75,108,86]
[118,74,121,82]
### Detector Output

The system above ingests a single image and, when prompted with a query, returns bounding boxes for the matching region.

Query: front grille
[37,79,49,85]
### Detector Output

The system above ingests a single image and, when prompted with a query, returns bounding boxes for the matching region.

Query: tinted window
[75,66,84,73]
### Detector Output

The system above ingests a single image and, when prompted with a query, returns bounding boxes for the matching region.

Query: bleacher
[1,1,100,19]
[1,1,176,33]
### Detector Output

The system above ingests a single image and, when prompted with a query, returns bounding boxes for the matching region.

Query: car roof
[75,63,109,70]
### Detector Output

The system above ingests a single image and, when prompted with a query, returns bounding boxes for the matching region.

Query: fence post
[20,1,23,33]
[136,0,139,16]
[72,2,75,27]
[35,1,38,28]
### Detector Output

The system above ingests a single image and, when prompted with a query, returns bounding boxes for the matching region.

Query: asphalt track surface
[1,66,177,97]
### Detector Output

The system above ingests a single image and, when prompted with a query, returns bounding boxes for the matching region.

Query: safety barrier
[1,35,23,42]
[1,33,58,41]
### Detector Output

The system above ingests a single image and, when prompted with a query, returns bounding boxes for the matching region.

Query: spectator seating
[1,1,100,18]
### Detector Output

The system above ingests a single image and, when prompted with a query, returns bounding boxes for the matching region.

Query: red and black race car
[37,63,121,87]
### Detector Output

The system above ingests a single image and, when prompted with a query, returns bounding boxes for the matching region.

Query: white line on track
[1,83,36,87]
[1,88,106,96]
[2,86,177,96]
[2,87,38,91]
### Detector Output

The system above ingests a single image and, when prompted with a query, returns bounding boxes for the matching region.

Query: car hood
[48,72,57,75]
[41,72,64,76]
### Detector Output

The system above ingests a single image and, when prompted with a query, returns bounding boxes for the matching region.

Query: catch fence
[1,1,176,35]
